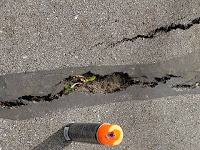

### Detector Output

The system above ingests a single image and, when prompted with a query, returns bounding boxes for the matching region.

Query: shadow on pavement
[33,127,71,150]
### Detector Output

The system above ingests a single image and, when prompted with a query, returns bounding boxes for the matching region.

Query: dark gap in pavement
[0,72,180,109]
[0,100,26,108]
[108,17,200,48]
[173,82,200,89]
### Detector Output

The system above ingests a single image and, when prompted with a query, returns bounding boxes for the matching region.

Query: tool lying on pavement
[64,123,123,146]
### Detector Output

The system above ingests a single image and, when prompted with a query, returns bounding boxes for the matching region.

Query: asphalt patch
[0,72,180,109]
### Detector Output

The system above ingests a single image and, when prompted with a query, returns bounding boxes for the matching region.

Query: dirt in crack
[0,72,179,109]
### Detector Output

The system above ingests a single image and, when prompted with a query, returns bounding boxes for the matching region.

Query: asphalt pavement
[0,0,200,75]
[0,0,200,150]
[1,94,200,150]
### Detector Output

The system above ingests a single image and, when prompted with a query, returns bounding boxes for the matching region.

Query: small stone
[22,56,28,59]
[74,15,78,20]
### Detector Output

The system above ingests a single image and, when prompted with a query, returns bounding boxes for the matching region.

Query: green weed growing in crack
[65,76,96,91]
[86,76,96,82]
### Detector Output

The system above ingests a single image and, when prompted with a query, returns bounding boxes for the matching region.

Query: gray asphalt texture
[0,0,200,75]
[1,94,200,150]
[0,0,200,150]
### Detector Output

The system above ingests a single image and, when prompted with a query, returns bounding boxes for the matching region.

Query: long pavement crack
[173,82,200,89]
[0,72,184,109]
[94,17,200,48]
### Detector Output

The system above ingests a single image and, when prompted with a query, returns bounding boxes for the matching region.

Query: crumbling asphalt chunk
[0,72,180,109]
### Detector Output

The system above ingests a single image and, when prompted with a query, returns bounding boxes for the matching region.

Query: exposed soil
[19,72,134,102]
[69,72,132,94]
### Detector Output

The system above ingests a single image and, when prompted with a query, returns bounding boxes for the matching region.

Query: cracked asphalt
[0,0,200,150]
[1,0,200,75]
